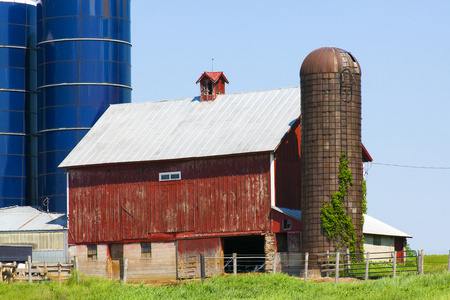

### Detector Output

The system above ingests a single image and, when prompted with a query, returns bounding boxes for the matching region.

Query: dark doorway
[109,244,124,280]
[222,235,265,273]
[395,237,405,262]
[276,233,288,252]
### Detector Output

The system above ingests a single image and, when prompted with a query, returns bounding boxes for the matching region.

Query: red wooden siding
[271,210,302,233]
[177,238,222,257]
[69,154,272,244]
[274,118,301,210]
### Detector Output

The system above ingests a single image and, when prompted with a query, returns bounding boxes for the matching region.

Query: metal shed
[0,206,68,263]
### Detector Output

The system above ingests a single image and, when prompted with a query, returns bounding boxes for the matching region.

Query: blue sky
[131,1,450,252]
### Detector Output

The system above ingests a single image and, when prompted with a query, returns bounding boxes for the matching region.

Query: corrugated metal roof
[60,86,301,168]
[363,214,412,238]
[0,206,67,232]
[272,206,301,221]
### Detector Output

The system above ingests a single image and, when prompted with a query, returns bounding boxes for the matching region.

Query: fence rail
[0,256,74,283]
[184,250,423,282]
[316,250,419,281]
[2,249,448,284]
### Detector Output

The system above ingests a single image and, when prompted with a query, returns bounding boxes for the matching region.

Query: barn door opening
[222,235,265,273]
[109,244,124,280]
[395,237,405,262]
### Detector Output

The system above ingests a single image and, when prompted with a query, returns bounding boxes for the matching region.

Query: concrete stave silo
[0,0,37,207]
[37,0,131,212]
[300,47,363,259]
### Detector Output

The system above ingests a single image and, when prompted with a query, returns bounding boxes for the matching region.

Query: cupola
[196,71,229,101]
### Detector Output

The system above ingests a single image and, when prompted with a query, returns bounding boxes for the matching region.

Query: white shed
[363,214,412,253]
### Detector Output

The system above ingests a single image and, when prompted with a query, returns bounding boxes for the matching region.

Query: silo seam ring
[37,82,132,90]
[37,38,132,47]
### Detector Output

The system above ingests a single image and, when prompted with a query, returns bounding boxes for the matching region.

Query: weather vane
[212,58,214,72]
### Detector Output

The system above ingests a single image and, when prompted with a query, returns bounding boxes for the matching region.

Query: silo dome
[300,47,361,75]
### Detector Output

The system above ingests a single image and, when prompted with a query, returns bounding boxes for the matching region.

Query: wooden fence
[1,256,74,283]
[3,250,448,284]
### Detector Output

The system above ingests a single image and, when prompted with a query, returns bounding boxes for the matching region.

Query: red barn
[60,72,370,281]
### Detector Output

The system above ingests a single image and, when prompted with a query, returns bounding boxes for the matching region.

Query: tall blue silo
[0,0,37,207]
[37,0,132,212]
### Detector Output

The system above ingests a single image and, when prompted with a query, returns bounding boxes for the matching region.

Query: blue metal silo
[0,0,37,207]
[37,0,131,212]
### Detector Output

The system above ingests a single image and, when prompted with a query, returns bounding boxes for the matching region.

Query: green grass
[2,272,450,300]
[424,255,449,273]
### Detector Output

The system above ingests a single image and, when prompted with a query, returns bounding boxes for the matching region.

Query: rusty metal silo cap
[300,47,361,76]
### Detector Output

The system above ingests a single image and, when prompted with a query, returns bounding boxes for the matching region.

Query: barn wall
[69,244,109,277]
[68,242,177,281]
[68,153,272,244]
[271,210,301,232]
[124,242,176,282]
[177,238,223,278]
[274,119,301,210]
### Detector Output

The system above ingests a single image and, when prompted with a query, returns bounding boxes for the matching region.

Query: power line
[371,162,450,170]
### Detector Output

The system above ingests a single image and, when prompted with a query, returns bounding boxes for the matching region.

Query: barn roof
[60,86,300,168]
[363,214,412,238]
[0,206,67,232]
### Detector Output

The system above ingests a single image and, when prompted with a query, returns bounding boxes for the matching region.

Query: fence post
[346,248,350,275]
[233,253,237,276]
[365,252,370,281]
[123,258,128,284]
[200,254,205,282]
[28,256,32,283]
[74,256,79,284]
[273,253,277,274]
[58,262,62,284]
[304,252,309,281]
[447,250,450,272]
[335,252,340,284]
[418,249,424,275]
[393,251,397,277]
[326,250,330,277]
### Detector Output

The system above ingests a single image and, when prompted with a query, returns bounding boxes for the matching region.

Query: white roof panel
[0,206,67,232]
[363,214,412,238]
[60,86,301,168]
[0,0,37,6]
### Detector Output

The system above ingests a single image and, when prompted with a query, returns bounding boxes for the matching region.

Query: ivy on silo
[321,153,357,252]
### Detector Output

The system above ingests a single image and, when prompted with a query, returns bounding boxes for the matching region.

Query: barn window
[141,242,152,258]
[373,235,382,246]
[87,245,97,260]
[159,171,181,181]
[282,219,292,230]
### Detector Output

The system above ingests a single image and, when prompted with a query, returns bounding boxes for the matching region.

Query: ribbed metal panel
[37,0,132,212]
[60,87,300,168]
[0,232,66,249]
[0,0,37,207]
[0,206,66,231]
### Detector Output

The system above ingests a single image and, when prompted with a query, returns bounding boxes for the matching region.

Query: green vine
[321,153,357,252]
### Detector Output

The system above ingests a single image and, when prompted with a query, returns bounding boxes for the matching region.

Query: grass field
[424,255,449,273]
[2,272,450,300]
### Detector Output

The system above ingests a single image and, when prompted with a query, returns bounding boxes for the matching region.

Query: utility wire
[371,162,450,170]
